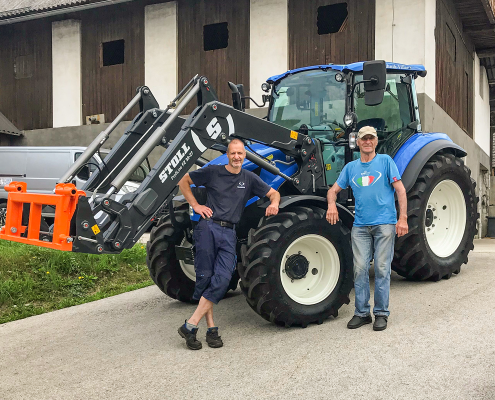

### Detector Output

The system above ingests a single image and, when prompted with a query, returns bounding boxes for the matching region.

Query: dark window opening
[102,39,125,66]
[204,22,229,51]
[317,3,348,35]
[446,24,456,62]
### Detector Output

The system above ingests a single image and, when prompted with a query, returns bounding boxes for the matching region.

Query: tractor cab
[265,61,427,185]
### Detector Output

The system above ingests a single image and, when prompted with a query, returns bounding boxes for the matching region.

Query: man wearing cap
[326,126,408,331]
[177,138,280,349]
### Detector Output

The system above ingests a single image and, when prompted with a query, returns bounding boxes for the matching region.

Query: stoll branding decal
[159,142,193,183]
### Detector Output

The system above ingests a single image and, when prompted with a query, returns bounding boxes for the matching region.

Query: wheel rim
[280,234,340,305]
[0,204,6,228]
[425,179,466,258]
[179,238,196,281]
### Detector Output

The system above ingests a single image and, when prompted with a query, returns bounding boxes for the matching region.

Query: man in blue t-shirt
[177,138,280,349]
[326,126,408,331]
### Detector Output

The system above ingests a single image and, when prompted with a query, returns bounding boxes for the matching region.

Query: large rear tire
[393,154,478,281]
[146,211,239,303]
[239,206,353,327]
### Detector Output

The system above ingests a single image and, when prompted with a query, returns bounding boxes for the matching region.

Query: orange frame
[0,182,86,251]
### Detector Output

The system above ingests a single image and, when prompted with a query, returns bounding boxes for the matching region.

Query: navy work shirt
[189,165,271,224]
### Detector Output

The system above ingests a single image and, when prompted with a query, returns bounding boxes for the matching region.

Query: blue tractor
[0,61,477,327]
[147,61,477,327]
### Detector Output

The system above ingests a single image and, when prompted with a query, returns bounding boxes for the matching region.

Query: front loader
[0,60,478,328]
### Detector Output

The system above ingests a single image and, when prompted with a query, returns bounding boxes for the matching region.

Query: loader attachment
[0,182,85,251]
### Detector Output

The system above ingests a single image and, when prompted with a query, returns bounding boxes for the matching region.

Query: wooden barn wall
[77,2,145,123]
[288,0,375,69]
[0,19,52,131]
[178,0,250,114]
[436,0,474,137]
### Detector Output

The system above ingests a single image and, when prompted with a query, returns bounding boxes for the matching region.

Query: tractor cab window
[353,73,416,155]
[269,69,347,143]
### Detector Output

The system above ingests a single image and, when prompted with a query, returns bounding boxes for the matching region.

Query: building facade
[0,0,494,234]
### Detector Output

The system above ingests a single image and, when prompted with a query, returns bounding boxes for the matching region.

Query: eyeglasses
[359,136,377,142]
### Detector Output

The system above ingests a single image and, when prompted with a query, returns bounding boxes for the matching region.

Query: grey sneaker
[206,327,223,348]
[373,316,388,331]
[347,315,372,329]
[178,324,202,350]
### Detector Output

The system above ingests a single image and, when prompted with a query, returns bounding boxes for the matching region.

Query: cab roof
[266,61,426,84]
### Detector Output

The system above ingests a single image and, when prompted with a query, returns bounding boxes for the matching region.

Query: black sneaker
[373,316,388,331]
[178,324,202,350]
[206,327,223,348]
[347,315,373,329]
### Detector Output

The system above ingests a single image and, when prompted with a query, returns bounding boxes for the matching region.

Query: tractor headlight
[343,112,356,128]
[189,205,194,217]
[261,82,270,92]
[349,132,357,149]
[335,73,344,82]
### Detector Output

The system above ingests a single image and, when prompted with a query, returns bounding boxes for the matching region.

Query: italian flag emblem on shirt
[357,175,375,186]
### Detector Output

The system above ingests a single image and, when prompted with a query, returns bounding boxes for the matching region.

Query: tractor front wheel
[239,206,353,327]
[393,153,478,281]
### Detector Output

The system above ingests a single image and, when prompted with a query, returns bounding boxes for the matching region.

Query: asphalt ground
[1,239,494,400]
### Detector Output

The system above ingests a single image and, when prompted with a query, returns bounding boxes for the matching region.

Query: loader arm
[0,76,325,254]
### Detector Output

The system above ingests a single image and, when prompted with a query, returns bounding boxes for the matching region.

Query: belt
[210,219,235,229]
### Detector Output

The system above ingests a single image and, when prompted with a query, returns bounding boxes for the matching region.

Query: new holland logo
[159,143,191,183]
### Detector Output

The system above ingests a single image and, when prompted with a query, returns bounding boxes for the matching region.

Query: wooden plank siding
[0,19,53,130]
[178,0,250,115]
[436,0,474,138]
[288,0,375,69]
[78,2,145,123]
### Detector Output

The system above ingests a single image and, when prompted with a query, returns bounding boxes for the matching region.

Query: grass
[0,240,153,324]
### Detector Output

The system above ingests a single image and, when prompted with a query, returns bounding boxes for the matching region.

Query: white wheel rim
[179,238,196,281]
[425,179,466,258]
[280,234,340,305]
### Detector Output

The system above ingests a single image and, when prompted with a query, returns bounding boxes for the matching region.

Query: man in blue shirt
[177,139,280,349]
[326,126,408,331]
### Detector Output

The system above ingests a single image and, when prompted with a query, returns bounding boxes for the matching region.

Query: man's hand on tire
[326,204,339,225]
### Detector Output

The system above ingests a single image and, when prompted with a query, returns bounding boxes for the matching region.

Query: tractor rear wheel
[146,211,239,303]
[239,206,353,327]
[393,153,478,281]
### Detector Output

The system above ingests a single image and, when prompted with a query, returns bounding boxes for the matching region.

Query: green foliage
[0,241,152,324]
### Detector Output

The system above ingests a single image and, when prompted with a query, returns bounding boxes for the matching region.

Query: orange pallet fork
[0,182,86,251]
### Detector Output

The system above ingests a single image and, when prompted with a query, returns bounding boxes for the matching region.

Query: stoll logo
[159,143,191,183]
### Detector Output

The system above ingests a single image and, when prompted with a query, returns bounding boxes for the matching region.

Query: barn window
[204,22,229,51]
[446,24,456,62]
[102,39,125,66]
[14,54,34,79]
[317,3,348,35]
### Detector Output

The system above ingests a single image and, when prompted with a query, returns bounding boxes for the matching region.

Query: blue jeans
[351,224,395,317]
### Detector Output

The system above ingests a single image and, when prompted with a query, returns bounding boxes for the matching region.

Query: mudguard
[393,133,467,192]
[258,195,354,230]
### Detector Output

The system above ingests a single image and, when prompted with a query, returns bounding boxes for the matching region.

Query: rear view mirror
[363,60,386,106]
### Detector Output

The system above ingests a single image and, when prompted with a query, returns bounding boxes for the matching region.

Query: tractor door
[352,73,418,157]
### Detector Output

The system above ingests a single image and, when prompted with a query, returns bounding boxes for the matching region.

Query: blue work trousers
[192,219,237,304]
[351,224,396,317]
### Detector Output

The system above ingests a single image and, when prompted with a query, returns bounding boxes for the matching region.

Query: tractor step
[0,181,85,251]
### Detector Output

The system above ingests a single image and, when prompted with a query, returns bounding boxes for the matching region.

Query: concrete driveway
[1,240,494,400]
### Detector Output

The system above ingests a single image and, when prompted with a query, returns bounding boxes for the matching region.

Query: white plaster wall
[250,0,288,104]
[375,0,436,98]
[473,53,491,155]
[52,20,82,128]
[145,2,177,109]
